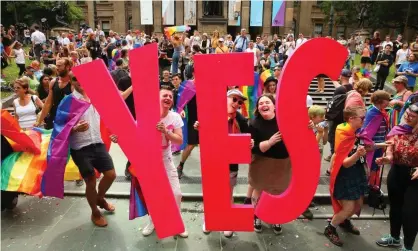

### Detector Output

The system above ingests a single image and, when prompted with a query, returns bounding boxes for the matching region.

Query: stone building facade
[75,1,407,40]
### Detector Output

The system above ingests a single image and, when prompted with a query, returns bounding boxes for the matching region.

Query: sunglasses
[232,97,244,105]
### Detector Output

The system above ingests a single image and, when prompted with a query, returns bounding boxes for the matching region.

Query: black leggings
[387,164,418,250]
[17,63,25,76]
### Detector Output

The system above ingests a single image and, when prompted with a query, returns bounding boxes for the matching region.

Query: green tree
[319,1,418,32]
[1,1,84,28]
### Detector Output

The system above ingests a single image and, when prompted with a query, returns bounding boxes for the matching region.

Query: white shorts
[350,52,356,61]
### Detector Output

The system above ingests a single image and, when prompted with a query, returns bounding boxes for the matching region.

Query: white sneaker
[178,230,189,238]
[142,222,155,236]
[202,221,211,234]
[223,231,233,238]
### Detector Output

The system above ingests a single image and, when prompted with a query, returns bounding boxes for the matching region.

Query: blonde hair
[355,78,372,96]
[308,105,326,118]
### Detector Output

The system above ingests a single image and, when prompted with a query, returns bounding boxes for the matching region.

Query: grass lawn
[1,46,33,100]
[353,54,418,91]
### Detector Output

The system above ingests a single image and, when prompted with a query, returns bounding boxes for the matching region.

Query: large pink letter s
[72,44,184,238]
[256,38,348,223]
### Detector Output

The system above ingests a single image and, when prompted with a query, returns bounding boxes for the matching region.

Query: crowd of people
[1,23,418,251]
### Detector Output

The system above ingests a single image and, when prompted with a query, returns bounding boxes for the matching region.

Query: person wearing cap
[195,89,250,238]
[333,69,353,95]
[397,53,418,91]
[273,66,282,79]
[388,75,412,128]
[258,48,271,74]
[215,37,229,54]
[246,40,260,70]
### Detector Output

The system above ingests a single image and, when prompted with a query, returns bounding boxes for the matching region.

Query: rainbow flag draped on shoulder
[239,72,263,119]
[41,94,90,198]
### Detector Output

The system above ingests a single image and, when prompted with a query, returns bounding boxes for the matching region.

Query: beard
[58,69,68,77]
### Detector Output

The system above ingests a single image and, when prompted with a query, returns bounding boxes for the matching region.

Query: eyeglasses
[232,97,244,105]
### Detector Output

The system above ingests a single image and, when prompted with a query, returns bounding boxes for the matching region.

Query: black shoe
[324,224,343,247]
[272,224,282,235]
[177,165,184,179]
[172,151,181,156]
[125,168,131,180]
[254,216,262,233]
[302,208,313,220]
[339,219,360,235]
[309,201,316,208]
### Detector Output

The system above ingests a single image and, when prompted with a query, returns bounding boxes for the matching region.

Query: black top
[186,95,198,126]
[111,68,129,85]
[36,85,49,101]
[333,84,353,96]
[249,115,289,159]
[160,80,174,89]
[273,40,282,53]
[229,112,250,172]
[51,78,72,120]
[118,76,136,119]
[377,53,394,75]
[86,39,101,59]
[106,44,116,59]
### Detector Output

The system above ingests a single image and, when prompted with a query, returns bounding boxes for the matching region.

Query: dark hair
[371,90,391,105]
[43,67,53,76]
[160,85,174,92]
[34,25,39,30]
[172,73,181,79]
[385,44,392,48]
[116,58,124,66]
[122,40,128,46]
[121,49,128,58]
[37,75,50,99]
[254,94,276,117]
[192,44,201,52]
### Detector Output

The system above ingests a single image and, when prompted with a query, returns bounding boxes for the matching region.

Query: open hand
[269,132,282,146]
[194,121,199,130]
[376,156,391,165]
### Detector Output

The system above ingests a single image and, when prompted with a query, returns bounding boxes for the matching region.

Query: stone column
[131,0,141,30]
[176,1,184,26]
[262,0,272,36]
[87,1,95,28]
[284,1,294,35]
[241,0,250,30]
[154,1,163,33]
[113,1,127,33]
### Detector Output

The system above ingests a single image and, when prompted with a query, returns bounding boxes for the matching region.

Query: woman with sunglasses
[375,103,418,251]
[12,79,44,130]
[325,106,368,247]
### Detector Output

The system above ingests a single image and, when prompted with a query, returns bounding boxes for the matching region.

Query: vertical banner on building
[140,0,153,25]
[250,0,263,27]
[228,0,241,26]
[184,0,197,26]
[272,0,285,26]
[162,0,175,25]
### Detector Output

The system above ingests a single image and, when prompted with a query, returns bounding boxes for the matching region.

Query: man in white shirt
[30,25,46,62]
[69,74,116,228]
[296,33,307,48]
[381,35,393,52]
[125,30,133,49]
[62,33,70,46]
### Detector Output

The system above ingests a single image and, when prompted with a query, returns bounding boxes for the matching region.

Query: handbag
[367,159,386,216]
[373,53,382,72]
[30,96,41,115]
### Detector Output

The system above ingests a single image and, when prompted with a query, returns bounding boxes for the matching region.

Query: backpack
[184,63,194,80]
[325,93,347,123]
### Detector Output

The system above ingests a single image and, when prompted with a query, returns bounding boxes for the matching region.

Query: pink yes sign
[73,39,347,238]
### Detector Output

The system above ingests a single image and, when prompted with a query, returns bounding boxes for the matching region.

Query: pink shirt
[345,90,365,108]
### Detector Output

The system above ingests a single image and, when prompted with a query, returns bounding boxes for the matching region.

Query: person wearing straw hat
[388,75,412,129]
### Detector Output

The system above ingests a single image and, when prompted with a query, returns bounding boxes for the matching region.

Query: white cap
[227,89,247,100]
[306,95,313,108]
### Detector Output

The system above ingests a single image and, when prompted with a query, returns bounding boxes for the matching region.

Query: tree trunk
[403,1,411,38]
[13,2,18,24]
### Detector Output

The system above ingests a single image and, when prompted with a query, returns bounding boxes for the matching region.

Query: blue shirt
[398,62,418,87]
[0,43,3,54]
[234,36,248,51]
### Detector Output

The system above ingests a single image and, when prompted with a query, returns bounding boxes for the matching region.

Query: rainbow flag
[164,25,191,38]
[42,94,90,198]
[329,122,356,215]
[239,72,261,119]
[1,128,83,196]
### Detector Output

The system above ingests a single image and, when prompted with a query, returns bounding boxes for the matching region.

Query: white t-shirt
[246,47,258,66]
[14,48,25,64]
[62,37,70,46]
[14,95,39,129]
[125,34,133,45]
[161,111,184,158]
[396,48,410,65]
[31,30,46,45]
[285,41,295,56]
[296,38,307,48]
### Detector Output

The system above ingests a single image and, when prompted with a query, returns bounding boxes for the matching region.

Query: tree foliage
[319,1,418,32]
[1,1,84,28]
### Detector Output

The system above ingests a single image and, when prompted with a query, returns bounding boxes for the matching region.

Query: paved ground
[64,143,390,199]
[2,196,414,251]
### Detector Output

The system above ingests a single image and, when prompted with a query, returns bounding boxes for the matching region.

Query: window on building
[314,24,323,35]
[337,26,346,38]
[102,21,110,32]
